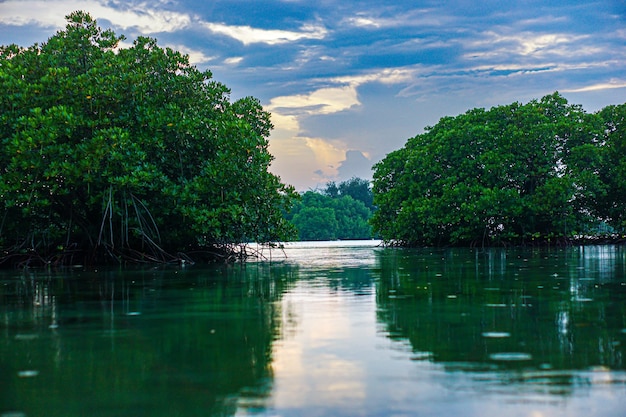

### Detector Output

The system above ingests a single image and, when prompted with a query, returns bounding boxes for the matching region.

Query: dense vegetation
[372,93,626,246]
[0,12,297,266]
[286,177,375,241]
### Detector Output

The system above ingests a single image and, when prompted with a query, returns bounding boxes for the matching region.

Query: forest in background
[285,177,375,241]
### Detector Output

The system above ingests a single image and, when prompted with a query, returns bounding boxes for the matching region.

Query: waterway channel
[1,241,625,416]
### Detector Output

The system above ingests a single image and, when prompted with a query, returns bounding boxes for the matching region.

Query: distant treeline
[371,93,626,247]
[285,177,375,241]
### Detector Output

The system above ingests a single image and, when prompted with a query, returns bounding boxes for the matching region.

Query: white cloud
[265,66,424,188]
[268,85,360,116]
[345,16,381,28]
[341,8,447,30]
[303,137,345,173]
[0,0,327,47]
[267,67,418,118]
[519,33,589,56]
[562,80,626,93]
[165,44,214,65]
[0,0,192,33]
[269,133,347,190]
[223,56,244,65]
[465,30,592,60]
[267,96,350,189]
[331,67,417,87]
[200,21,327,45]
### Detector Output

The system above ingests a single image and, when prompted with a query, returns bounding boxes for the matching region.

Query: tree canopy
[595,103,626,231]
[323,177,374,210]
[0,11,297,266]
[371,93,626,246]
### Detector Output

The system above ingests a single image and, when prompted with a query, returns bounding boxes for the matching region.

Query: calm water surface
[1,242,625,416]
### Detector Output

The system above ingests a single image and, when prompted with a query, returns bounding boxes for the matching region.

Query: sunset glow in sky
[1,0,624,190]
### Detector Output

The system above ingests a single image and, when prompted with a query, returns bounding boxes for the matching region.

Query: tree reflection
[0,264,297,417]
[376,246,626,374]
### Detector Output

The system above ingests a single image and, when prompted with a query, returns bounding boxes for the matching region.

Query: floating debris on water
[410,351,433,361]
[1,411,27,417]
[389,294,412,299]
[14,334,38,341]
[481,332,511,338]
[489,352,533,361]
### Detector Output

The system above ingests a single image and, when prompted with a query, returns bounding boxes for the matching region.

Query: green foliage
[595,104,626,231]
[0,11,297,265]
[292,206,339,241]
[287,179,374,241]
[323,176,374,210]
[371,93,620,246]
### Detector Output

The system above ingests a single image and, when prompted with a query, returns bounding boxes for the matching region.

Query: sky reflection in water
[243,243,626,417]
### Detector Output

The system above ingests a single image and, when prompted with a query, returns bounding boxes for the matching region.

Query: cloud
[264,66,424,189]
[0,0,70,27]
[199,21,327,45]
[268,113,348,190]
[0,0,327,47]
[165,44,214,65]
[331,68,417,87]
[0,0,193,33]
[269,136,346,191]
[341,8,449,30]
[345,16,381,28]
[223,56,244,66]
[268,85,360,116]
[303,138,345,175]
[266,67,417,118]
[464,31,592,61]
[563,80,626,93]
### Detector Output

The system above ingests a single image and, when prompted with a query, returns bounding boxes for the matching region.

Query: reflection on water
[1,243,625,416]
[376,246,626,371]
[0,265,295,417]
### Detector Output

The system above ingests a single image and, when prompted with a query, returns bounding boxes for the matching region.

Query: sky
[0,1,625,191]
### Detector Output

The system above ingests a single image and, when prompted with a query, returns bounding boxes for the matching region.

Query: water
[1,242,625,416]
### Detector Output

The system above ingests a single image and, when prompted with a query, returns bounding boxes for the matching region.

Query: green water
[1,243,625,416]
